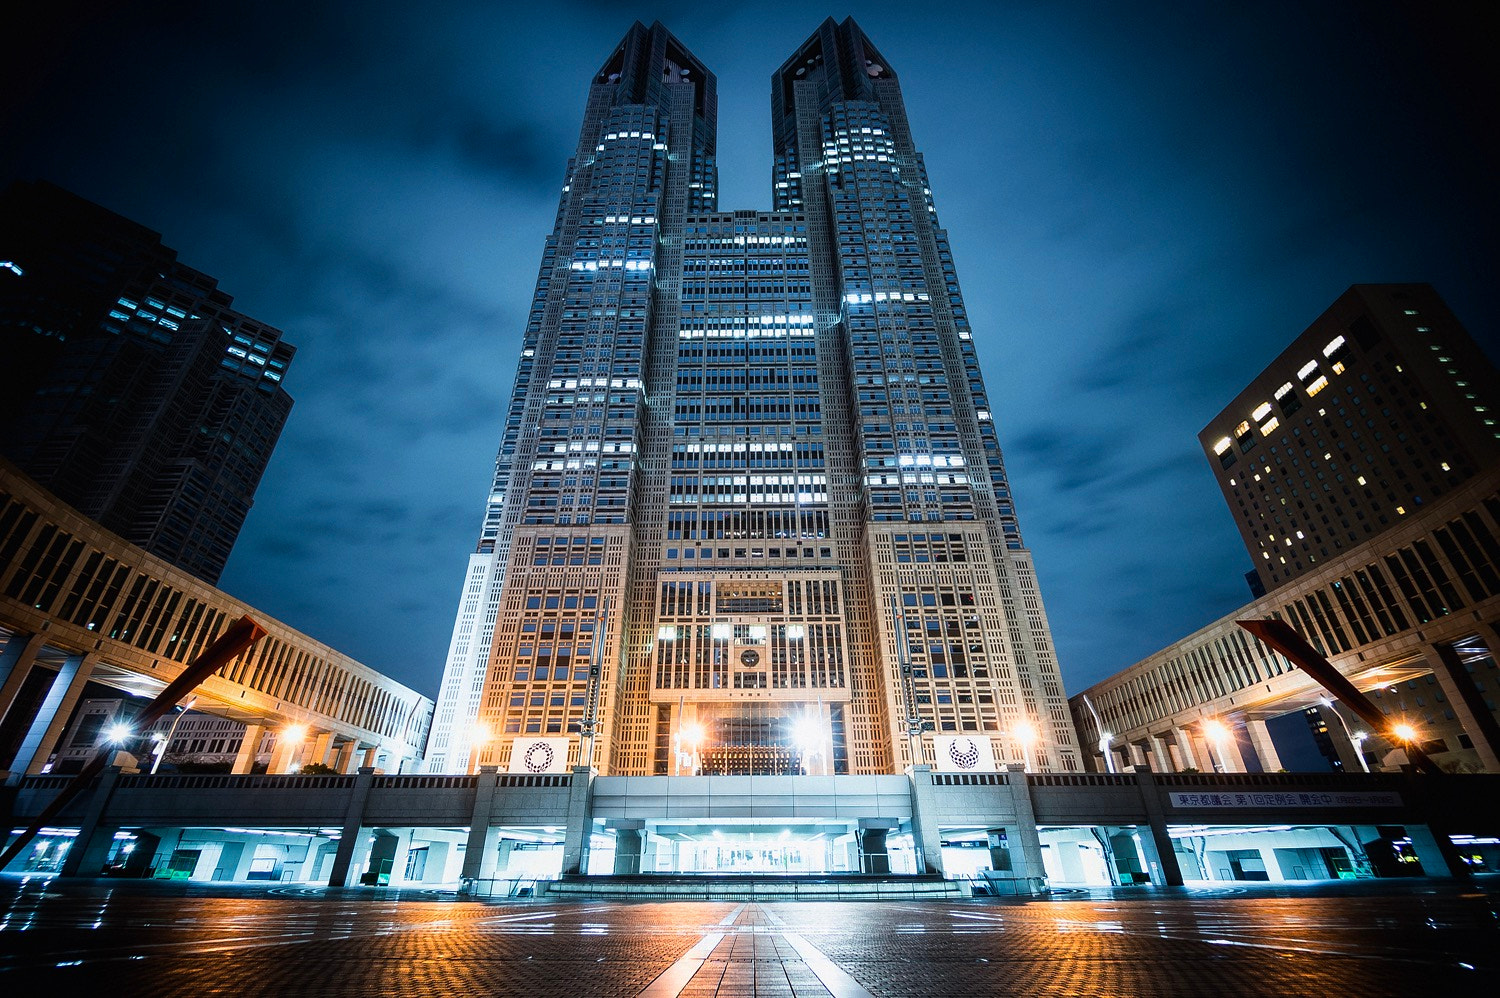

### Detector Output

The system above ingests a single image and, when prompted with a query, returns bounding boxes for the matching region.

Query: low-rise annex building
[1069,467,1500,777]
[0,458,433,780]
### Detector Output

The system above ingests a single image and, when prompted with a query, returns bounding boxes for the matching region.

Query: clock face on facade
[739,649,761,667]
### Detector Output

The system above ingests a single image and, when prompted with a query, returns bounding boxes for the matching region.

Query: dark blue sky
[3,2,1495,697]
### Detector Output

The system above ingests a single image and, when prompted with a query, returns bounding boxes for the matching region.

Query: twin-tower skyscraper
[426,19,1081,777]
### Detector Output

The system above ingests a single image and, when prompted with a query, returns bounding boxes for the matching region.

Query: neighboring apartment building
[0,181,295,584]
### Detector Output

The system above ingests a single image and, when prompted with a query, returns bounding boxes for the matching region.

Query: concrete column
[1003,764,1047,885]
[856,821,892,874]
[1425,642,1500,772]
[333,740,358,774]
[58,764,127,879]
[459,766,502,887]
[609,820,645,874]
[1403,823,1467,879]
[1245,718,1284,772]
[1149,732,1175,772]
[361,746,380,770]
[267,729,304,774]
[232,724,266,775]
[1172,728,1201,771]
[1132,766,1185,886]
[560,765,595,875]
[12,652,97,776]
[1259,847,1287,882]
[905,764,944,874]
[326,767,377,887]
[309,731,334,769]
[0,631,46,723]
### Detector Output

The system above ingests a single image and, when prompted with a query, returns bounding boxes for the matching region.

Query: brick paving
[0,878,1495,996]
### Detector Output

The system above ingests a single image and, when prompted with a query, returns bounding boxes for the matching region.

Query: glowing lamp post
[1319,697,1370,774]
[281,723,308,773]
[1013,720,1038,772]
[150,696,197,775]
[675,721,704,776]
[1202,719,1232,773]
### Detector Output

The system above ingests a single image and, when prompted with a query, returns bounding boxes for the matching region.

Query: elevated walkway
[540,873,970,901]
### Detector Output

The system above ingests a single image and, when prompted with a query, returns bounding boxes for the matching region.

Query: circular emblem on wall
[947,737,981,770]
[522,740,555,773]
[739,649,761,667]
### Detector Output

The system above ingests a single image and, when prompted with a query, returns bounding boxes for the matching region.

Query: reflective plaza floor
[1,876,1496,996]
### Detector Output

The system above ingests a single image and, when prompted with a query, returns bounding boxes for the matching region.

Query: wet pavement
[1,876,1496,996]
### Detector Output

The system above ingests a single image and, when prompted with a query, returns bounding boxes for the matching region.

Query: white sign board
[933,735,997,773]
[1168,791,1401,809]
[507,737,571,774]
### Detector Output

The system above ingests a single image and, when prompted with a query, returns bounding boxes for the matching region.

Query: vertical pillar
[1149,732,1174,772]
[1172,728,1201,771]
[856,821,892,874]
[459,766,501,888]
[309,731,334,769]
[0,632,47,721]
[1244,718,1284,772]
[325,767,377,887]
[232,724,266,775]
[361,746,379,769]
[1132,766,1185,886]
[11,652,97,776]
[1425,642,1500,772]
[560,765,595,875]
[58,764,127,879]
[610,822,645,875]
[1003,764,1047,888]
[905,764,944,874]
[334,740,358,774]
[267,728,306,774]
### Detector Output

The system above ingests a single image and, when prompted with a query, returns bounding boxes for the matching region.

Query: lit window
[1252,402,1272,421]
[1322,335,1345,357]
[1212,437,1232,455]
[1273,382,1294,399]
[1298,360,1319,380]
[1259,416,1279,435]
[1306,376,1329,396]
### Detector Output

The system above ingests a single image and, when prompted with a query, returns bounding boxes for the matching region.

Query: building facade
[1200,284,1499,592]
[427,19,1080,776]
[1074,283,1500,778]
[0,458,433,780]
[0,181,295,584]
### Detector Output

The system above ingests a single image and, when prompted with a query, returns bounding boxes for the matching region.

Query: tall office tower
[427,19,1081,775]
[1200,284,1499,590]
[0,181,294,584]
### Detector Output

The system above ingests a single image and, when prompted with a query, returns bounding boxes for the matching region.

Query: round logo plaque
[739,649,761,667]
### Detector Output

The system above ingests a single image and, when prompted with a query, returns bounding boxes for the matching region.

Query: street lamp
[150,696,196,775]
[1318,697,1369,774]
[104,721,133,745]
[467,720,494,774]
[1392,722,1419,744]
[675,721,704,775]
[281,722,308,773]
[1080,694,1116,774]
[1013,720,1038,772]
[791,711,824,776]
[1202,719,1232,773]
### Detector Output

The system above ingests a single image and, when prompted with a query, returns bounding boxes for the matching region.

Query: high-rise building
[426,19,1081,775]
[0,180,295,584]
[1200,283,1499,591]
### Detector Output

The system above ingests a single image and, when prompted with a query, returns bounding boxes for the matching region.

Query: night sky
[3,2,1495,699]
